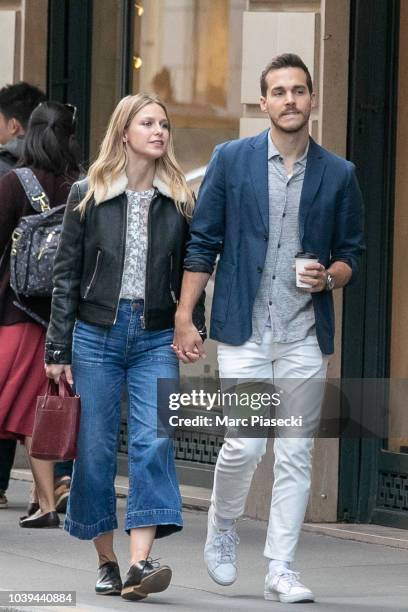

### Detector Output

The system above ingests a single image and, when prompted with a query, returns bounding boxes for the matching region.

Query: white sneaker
[204,505,239,586]
[264,568,314,603]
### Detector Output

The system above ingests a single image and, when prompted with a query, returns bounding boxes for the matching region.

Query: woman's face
[124,103,170,160]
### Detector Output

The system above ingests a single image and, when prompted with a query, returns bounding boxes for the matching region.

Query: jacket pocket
[211,260,235,324]
[83,248,102,300]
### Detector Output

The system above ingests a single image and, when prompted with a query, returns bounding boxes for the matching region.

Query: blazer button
[257,266,263,273]
[264,235,268,241]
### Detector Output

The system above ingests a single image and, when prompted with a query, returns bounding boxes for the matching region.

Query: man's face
[0,111,22,145]
[260,67,315,134]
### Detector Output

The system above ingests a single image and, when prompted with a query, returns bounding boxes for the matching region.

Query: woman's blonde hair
[77,93,194,217]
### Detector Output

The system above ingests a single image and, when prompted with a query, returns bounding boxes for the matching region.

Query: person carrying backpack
[0,101,80,528]
[0,81,46,510]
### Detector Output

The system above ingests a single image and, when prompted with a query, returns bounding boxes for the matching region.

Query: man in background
[0,81,46,178]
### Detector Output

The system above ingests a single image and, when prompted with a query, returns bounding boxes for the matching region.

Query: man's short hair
[0,82,46,129]
[260,53,313,96]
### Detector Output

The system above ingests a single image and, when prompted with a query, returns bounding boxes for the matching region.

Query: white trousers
[213,331,328,562]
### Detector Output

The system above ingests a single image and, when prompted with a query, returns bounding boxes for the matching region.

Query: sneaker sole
[207,566,237,586]
[121,567,172,601]
[264,591,314,603]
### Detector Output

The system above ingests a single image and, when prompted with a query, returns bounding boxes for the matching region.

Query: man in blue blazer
[173,54,364,603]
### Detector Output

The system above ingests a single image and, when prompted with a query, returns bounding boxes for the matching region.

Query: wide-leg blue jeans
[64,299,182,540]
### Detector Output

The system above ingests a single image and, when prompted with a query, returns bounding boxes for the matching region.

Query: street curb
[10,469,211,511]
[12,470,408,549]
[302,522,408,549]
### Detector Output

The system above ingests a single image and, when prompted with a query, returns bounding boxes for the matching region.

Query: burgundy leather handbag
[30,378,80,461]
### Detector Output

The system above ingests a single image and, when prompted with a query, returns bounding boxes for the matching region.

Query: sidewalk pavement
[1,478,408,612]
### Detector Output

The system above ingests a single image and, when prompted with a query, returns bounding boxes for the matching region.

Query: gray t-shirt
[119,188,154,300]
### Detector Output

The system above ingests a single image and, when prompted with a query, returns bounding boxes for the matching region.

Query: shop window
[89,0,124,160]
[131,0,245,173]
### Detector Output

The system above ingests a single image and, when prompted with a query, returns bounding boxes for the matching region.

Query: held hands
[44,363,73,385]
[172,315,207,364]
[298,262,328,293]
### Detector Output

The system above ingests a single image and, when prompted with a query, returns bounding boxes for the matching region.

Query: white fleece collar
[95,172,172,204]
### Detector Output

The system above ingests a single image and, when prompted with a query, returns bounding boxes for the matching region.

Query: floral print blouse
[119,188,154,299]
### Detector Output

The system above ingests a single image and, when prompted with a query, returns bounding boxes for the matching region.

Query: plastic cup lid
[295,252,318,259]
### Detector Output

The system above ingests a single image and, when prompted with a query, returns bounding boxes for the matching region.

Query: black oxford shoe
[19,510,60,528]
[121,559,172,601]
[95,561,122,596]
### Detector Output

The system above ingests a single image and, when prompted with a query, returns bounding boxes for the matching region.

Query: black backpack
[9,168,65,297]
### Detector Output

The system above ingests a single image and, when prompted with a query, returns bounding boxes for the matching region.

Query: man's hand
[298,260,352,293]
[298,262,328,292]
[171,270,210,363]
[172,312,207,364]
[44,364,73,385]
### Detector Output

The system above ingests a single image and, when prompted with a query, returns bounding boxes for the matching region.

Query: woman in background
[0,101,80,528]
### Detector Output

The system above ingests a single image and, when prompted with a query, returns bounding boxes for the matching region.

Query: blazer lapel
[299,138,326,244]
[249,130,269,232]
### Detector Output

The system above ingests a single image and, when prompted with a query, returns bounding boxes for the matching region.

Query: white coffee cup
[295,252,319,288]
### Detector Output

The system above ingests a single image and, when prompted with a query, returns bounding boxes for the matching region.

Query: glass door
[375,0,408,526]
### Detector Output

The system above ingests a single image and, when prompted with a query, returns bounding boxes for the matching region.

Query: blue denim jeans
[64,299,182,540]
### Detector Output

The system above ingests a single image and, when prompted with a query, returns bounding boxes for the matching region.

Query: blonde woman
[44,94,205,601]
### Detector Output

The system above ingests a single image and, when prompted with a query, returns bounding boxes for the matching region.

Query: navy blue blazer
[184,130,365,354]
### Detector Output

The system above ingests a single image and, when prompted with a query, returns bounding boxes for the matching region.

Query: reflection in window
[132,0,245,171]
[89,0,123,160]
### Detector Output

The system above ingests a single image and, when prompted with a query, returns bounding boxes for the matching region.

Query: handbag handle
[46,376,73,400]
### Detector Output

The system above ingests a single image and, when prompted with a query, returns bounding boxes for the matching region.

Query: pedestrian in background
[0,82,46,510]
[45,93,205,601]
[0,101,80,527]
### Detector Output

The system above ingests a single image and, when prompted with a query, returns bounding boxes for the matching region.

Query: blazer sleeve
[184,144,227,274]
[330,163,365,284]
[180,214,207,336]
[45,183,84,364]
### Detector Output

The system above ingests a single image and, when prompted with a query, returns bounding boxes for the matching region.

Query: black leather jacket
[45,178,205,364]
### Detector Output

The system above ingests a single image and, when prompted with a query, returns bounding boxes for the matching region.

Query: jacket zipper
[140,191,158,329]
[169,252,177,303]
[83,249,101,299]
[113,195,128,325]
